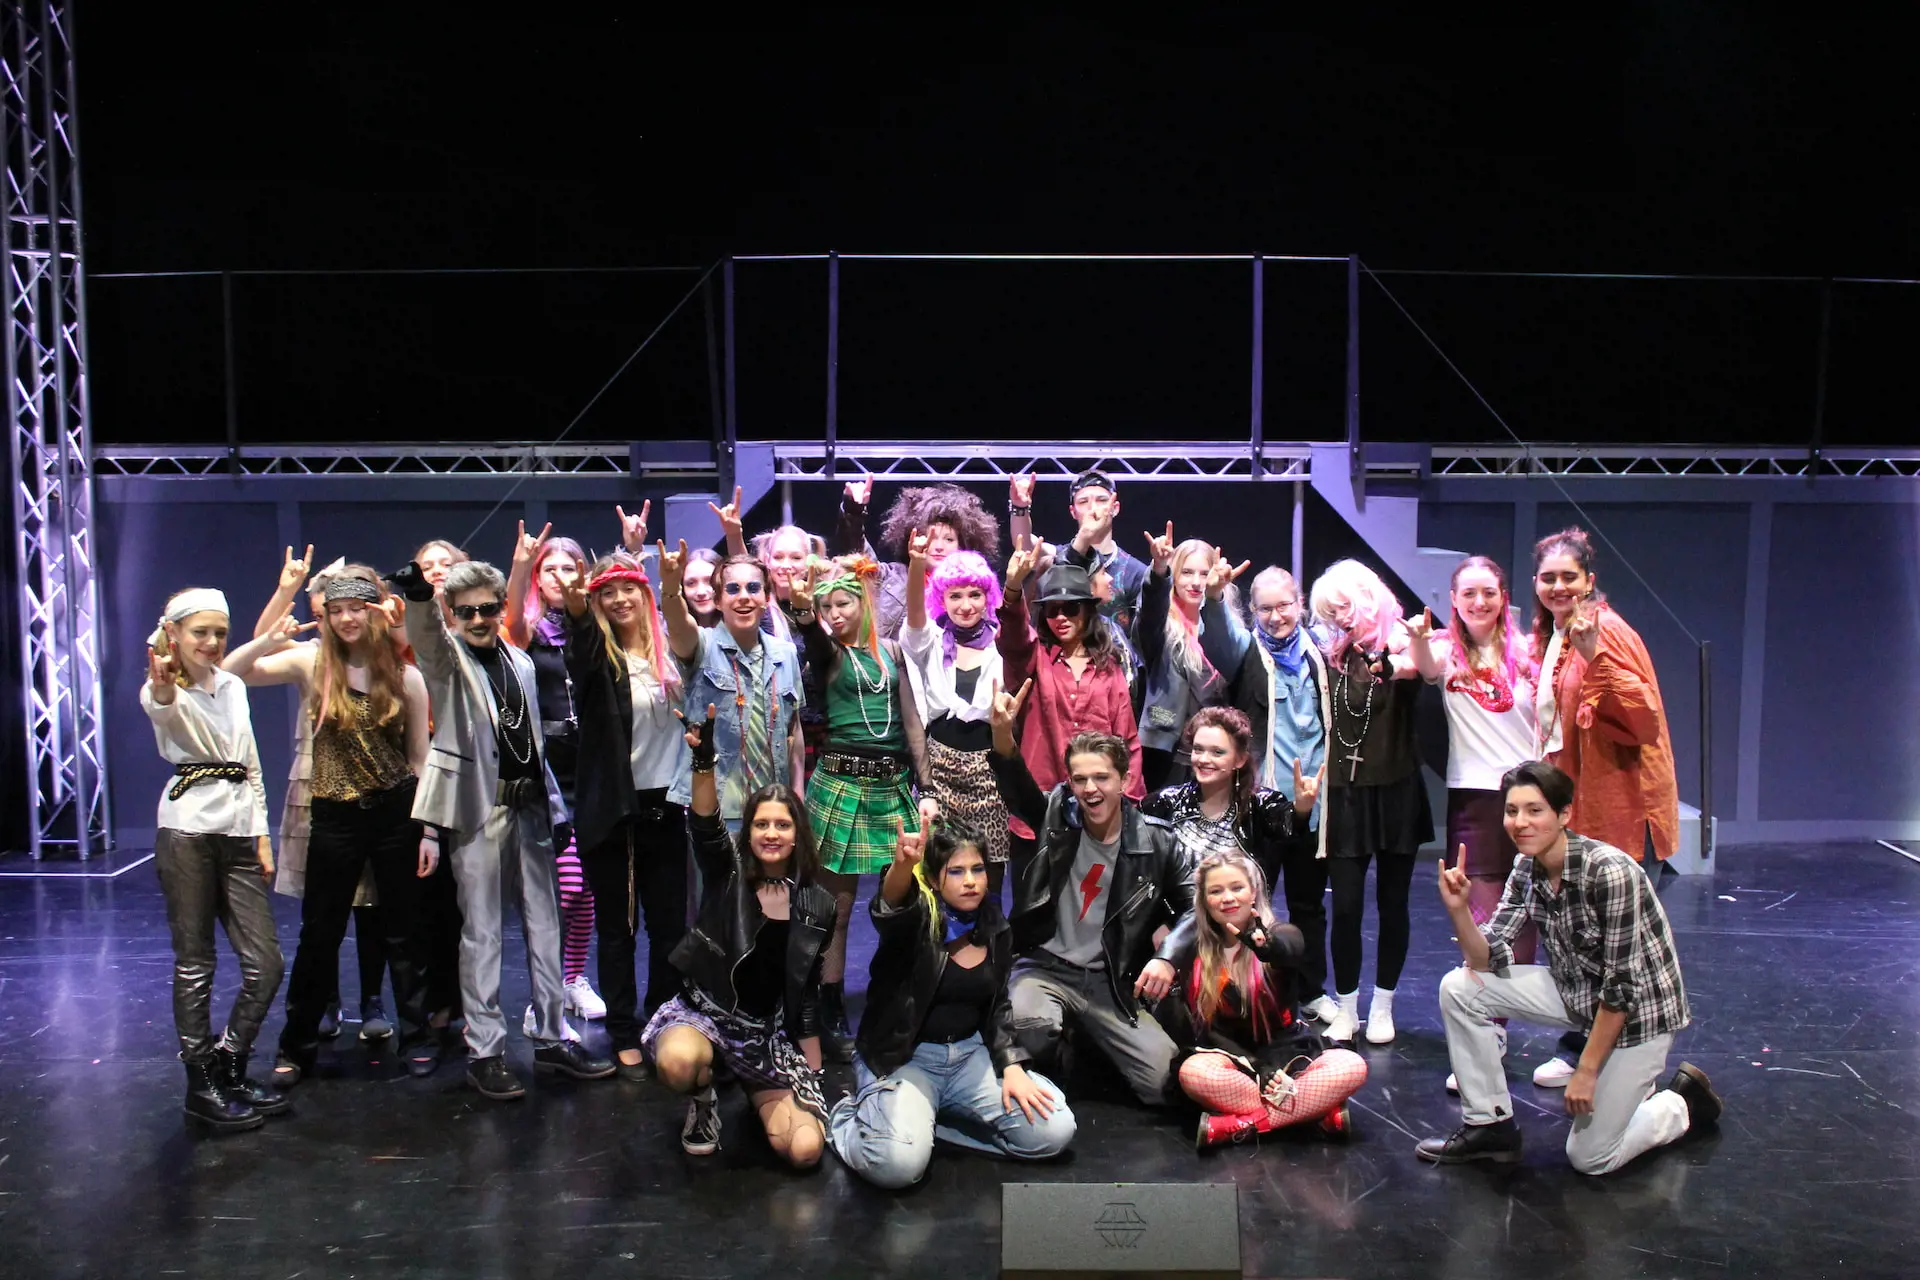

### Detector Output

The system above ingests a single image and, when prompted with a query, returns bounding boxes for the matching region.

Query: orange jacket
[1544,607,1679,862]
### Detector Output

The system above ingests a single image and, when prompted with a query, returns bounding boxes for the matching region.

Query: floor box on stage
[1000,1181,1240,1279]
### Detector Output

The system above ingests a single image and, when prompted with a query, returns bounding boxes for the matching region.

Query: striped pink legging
[556,833,594,984]
[1180,1048,1368,1128]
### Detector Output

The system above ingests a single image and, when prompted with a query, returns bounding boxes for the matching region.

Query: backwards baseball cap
[1069,470,1116,499]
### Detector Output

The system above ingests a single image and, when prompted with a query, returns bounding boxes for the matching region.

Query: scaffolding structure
[3,0,107,857]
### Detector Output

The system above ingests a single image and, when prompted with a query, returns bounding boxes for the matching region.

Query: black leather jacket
[989,747,1195,1023]
[1152,914,1324,1077]
[562,609,682,857]
[856,891,1022,1076]
[669,812,835,1044]
[1139,782,1299,881]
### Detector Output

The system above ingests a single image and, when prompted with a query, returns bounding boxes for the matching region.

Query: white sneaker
[1364,987,1395,1045]
[523,1004,581,1043]
[564,976,607,1021]
[681,1086,722,1156]
[1533,1055,1577,1088]
[1304,995,1340,1024]
[1324,991,1361,1044]
[1445,1072,1459,1094]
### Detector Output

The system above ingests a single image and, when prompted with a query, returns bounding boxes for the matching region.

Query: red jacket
[996,594,1144,839]
[1544,606,1680,862]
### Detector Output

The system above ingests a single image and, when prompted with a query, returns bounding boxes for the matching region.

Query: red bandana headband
[587,565,652,595]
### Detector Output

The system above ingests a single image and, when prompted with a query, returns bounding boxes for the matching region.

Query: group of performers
[142,470,1722,1182]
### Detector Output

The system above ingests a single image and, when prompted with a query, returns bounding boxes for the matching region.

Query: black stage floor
[2,841,1914,1278]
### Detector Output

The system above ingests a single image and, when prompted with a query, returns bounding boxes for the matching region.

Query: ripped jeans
[828,1034,1076,1190]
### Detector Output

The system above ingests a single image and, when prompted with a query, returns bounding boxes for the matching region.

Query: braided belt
[168,761,249,801]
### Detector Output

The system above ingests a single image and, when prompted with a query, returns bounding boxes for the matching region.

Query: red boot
[1316,1103,1355,1143]
[1195,1111,1274,1152]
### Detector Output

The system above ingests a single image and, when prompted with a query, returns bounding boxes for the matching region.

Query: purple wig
[927,551,1004,621]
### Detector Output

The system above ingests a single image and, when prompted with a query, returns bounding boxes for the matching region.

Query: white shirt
[898,618,1004,725]
[1536,628,1566,757]
[625,654,688,792]
[1434,644,1537,791]
[140,669,271,838]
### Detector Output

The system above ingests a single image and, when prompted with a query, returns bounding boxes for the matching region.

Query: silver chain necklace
[1331,652,1375,783]
[476,646,534,764]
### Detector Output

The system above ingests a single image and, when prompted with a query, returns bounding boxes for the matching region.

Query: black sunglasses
[1042,601,1086,618]
[723,580,767,597]
[451,601,505,620]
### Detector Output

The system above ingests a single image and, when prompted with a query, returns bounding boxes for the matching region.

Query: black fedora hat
[1036,563,1098,605]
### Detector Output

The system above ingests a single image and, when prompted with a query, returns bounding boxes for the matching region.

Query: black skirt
[1324,772,1433,859]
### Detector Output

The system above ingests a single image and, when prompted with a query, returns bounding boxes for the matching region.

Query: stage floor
[2,841,1913,1279]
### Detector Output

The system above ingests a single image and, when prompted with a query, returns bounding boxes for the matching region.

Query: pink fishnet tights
[1180,1048,1368,1128]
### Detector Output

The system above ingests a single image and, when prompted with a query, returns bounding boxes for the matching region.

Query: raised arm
[878,815,928,908]
[707,486,749,559]
[1576,610,1666,747]
[222,614,317,689]
[616,500,651,557]
[1132,523,1176,667]
[986,678,1046,831]
[504,519,551,648]
[253,544,315,640]
[384,562,457,683]
[836,474,876,557]
[997,542,1040,681]
[1007,474,1035,564]
[1442,852,1503,971]
[656,539,700,663]
[1198,556,1252,676]
[904,527,931,632]
[1405,606,1446,682]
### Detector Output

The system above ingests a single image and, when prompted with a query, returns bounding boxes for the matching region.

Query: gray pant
[1008,952,1179,1107]
[449,802,568,1060]
[153,829,285,1063]
[1439,964,1690,1174]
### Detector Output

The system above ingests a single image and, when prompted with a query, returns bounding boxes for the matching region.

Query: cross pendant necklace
[1346,749,1364,782]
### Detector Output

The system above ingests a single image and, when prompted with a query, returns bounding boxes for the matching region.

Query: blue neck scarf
[943,905,981,944]
[1259,623,1308,677]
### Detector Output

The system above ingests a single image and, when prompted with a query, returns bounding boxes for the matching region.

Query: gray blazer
[406,600,566,838]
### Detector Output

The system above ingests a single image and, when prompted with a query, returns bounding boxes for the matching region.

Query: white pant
[450,802,568,1060]
[1438,964,1689,1175]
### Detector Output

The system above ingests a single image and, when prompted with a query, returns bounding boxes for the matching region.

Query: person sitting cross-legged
[828,813,1076,1189]
[1418,760,1722,1174]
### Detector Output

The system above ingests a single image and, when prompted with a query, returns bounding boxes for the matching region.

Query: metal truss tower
[2,0,107,857]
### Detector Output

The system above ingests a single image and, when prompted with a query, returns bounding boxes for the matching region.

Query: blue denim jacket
[669,625,805,821]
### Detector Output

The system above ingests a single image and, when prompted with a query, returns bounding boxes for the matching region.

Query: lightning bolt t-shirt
[1042,829,1123,969]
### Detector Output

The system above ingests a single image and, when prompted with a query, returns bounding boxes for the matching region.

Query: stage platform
[2,842,1912,1278]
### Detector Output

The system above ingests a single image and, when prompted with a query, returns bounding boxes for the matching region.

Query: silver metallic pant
[449,801,568,1060]
[153,829,285,1063]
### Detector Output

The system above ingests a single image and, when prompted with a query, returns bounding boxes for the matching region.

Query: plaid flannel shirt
[1480,832,1690,1048]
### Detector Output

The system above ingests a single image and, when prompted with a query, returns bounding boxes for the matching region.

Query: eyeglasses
[451,601,505,620]
[1042,602,1085,618]
[723,581,767,597]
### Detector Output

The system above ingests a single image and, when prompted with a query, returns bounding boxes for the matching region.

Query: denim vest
[669,626,804,820]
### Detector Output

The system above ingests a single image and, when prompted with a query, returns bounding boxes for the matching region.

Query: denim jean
[828,1034,1076,1190]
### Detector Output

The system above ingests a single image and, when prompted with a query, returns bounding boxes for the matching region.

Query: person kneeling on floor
[1158,850,1367,1150]
[1419,760,1721,1173]
[988,679,1193,1108]
[830,813,1076,1188]
[644,709,833,1169]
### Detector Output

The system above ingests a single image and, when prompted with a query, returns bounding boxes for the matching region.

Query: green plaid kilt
[807,764,919,875]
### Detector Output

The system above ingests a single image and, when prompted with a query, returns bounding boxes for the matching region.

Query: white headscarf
[147,589,230,648]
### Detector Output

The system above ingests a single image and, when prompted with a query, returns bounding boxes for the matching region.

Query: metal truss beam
[88,439,1920,484]
[1430,445,1920,479]
[3,0,108,856]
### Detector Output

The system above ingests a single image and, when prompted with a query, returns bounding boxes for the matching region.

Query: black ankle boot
[818,982,855,1064]
[184,1057,263,1132]
[214,1044,291,1117]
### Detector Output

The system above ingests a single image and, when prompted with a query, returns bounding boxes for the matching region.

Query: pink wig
[927,550,1004,621]
[1308,558,1405,667]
